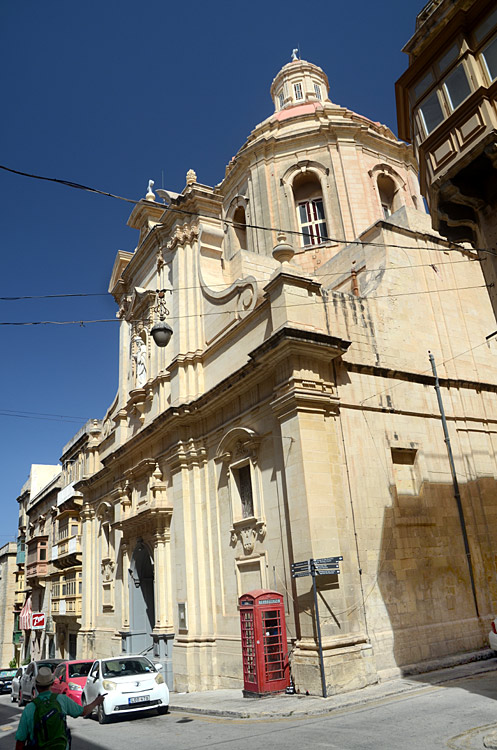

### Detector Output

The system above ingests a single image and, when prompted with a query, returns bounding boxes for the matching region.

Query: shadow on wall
[375,476,497,675]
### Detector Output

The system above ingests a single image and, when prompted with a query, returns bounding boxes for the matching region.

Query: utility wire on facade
[0,258,478,302]
[0,282,490,326]
[0,163,493,257]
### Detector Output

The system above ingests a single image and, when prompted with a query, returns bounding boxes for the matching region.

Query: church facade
[27,57,497,694]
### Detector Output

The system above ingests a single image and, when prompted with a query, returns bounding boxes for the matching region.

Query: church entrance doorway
[128,541,155,656]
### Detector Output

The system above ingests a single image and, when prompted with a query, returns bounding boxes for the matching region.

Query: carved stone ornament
[230,518,266,555]
[186,168,197,186]
[101,557,115,582]
[167,222,200,251]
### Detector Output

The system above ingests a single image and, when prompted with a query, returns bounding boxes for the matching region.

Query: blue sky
[0,0,424,541]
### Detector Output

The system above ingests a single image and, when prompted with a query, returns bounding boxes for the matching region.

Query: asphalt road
[0,670,496,750]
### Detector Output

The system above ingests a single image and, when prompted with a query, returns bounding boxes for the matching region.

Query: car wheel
[157,706,169,715]
[97,702,110,725]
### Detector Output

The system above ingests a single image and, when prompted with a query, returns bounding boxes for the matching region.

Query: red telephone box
[239,589,290,696]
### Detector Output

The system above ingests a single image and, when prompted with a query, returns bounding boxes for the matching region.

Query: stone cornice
[114,506,173,538]
[223,114,415,187]
[86,326,351,480]
[346,360,497,395]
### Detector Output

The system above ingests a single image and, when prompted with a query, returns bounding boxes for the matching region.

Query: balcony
[26,560,48,580]
[16,540,25,565]
[51,596,82,618]
[51,535,82,569]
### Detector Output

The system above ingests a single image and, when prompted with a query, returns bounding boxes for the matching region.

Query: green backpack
[29,693,70,750]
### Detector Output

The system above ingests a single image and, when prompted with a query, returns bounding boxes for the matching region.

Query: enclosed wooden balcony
[26,537,49,580]
[51,534,82,569]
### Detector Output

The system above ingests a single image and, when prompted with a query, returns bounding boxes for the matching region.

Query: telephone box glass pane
[241,611,257,683]
[262,610,284,681]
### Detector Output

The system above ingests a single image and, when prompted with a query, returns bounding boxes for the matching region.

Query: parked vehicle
[19,660,62,705]
[82,656,169,724]
[10,666,27,702]
[51,660,94,705]
[489,616,497,651]
[0,668,17,694]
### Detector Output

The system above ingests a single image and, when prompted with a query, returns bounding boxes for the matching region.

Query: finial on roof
[146,179,155,201]
[291,48,299,62]
[186,168,197,186]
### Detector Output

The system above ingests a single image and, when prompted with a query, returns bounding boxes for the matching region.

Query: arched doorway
[128,541,155,655]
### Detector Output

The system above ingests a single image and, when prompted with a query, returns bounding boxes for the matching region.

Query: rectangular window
[413,70,435,101]
[475,8,497,43]
[438,44,459,73]
[278,91,284,109]
[314,83,322,100]
[70,523,78,537]
[418,90,445,135]
[298,199,328,246]
[443,63,471,111]
[234,464,254,519]
[482,36,497,81]
[294,82,303,100]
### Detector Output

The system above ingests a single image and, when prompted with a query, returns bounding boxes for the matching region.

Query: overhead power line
[0,258,479,303]
[0,293,108,301]
[0,409,86,423]
[0,162,493,257]
[0,282,489,327]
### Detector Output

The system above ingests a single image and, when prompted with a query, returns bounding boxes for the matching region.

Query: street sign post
[290,555,343,698]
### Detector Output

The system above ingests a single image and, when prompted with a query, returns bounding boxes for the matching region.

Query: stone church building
[60,57,497,694]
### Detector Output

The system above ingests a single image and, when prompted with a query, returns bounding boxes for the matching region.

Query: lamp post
[150,289,172,348]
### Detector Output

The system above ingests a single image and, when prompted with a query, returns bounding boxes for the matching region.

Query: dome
[270,58,330,113]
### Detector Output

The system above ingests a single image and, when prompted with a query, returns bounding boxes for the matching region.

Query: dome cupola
[270,54,330,112]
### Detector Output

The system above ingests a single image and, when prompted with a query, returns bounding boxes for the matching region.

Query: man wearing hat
[15,666,105,749]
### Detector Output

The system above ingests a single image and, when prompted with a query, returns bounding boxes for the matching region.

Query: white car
[82,655,169,724]
[489,617,497,651]
[10,666,27,703]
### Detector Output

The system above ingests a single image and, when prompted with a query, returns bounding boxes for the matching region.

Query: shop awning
[19,596,32,630]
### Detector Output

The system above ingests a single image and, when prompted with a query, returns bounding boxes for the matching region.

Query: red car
[51,660,94,705]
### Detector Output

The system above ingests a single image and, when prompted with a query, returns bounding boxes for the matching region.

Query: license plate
[129,695,150,704]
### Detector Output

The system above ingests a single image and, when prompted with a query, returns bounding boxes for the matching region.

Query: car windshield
[38,662,60,672]
[102,658,155,678]
[68,663,92,679]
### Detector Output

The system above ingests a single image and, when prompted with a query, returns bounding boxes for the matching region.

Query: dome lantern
[270,57,330,113]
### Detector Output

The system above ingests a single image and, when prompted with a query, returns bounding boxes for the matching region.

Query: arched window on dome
[233,206,247,251]
[293,172,328,247]
[377,174,397,218]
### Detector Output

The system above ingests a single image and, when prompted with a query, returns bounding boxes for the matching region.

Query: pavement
[169,652,497,720]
